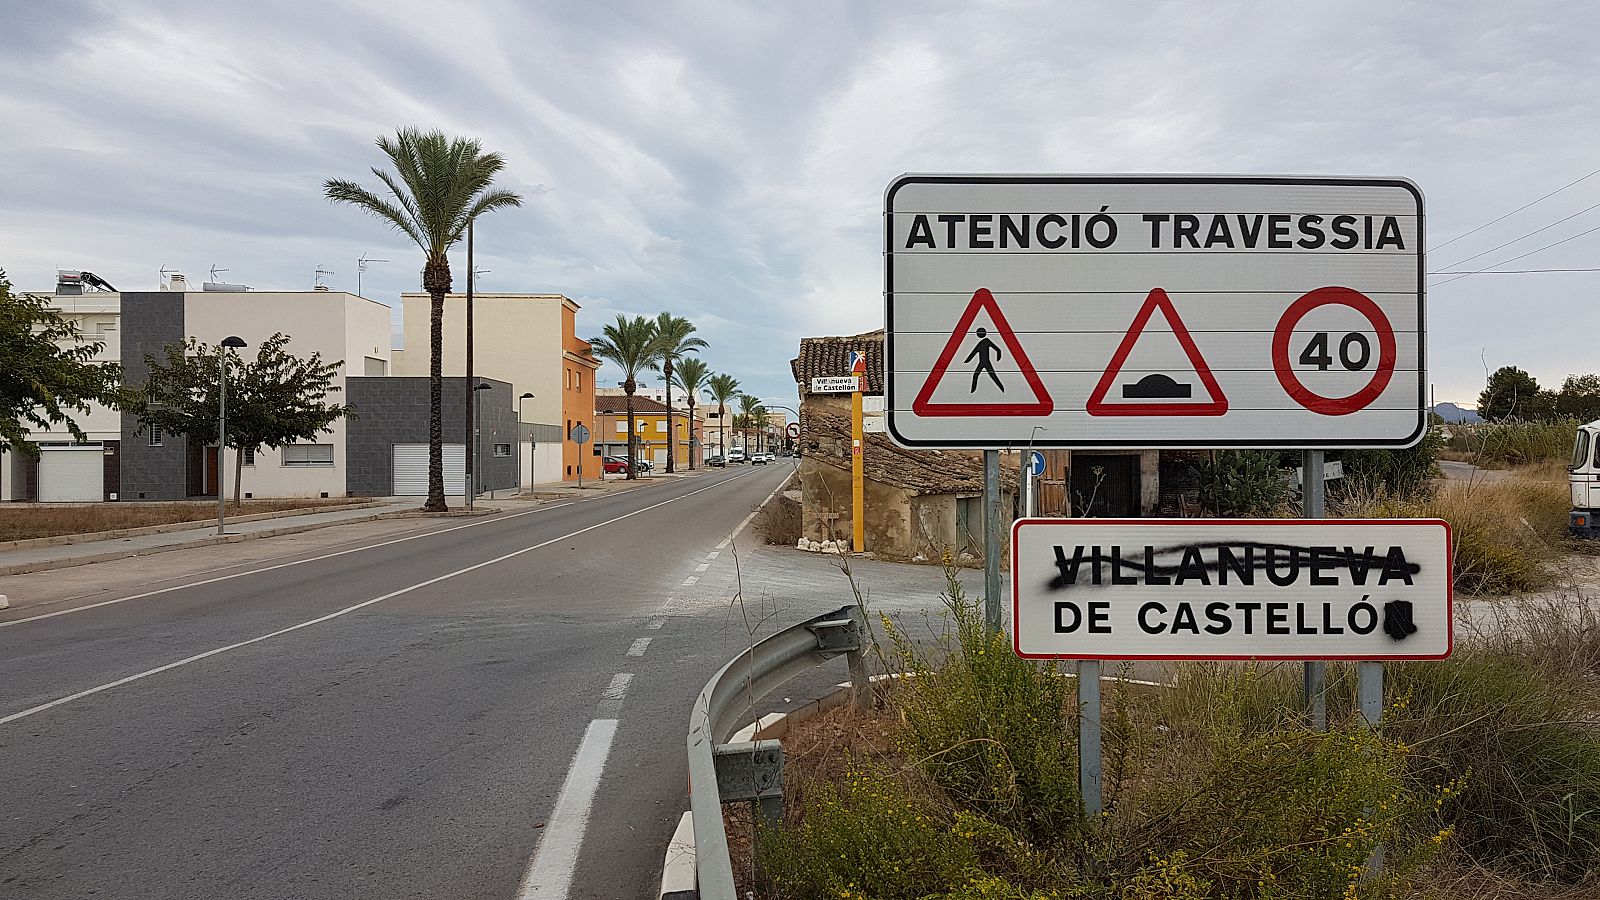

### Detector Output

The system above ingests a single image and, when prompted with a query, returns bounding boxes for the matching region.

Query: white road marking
[626,637,652,657]
[706,550,720,560]
[0,502,575,630]
[715,539,730,550]
[596,673,633,717]
[0,476,750,726]
[646,618,665,630]
[694,562,710,572]
[514,718,618,899]
[682,576,699,586]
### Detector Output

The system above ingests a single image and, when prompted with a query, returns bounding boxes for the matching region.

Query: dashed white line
[646,618,665,630]
[627,637,652,657]
[596,673,633,717]
[515,718,619,899]
[706,550,720,560]
[694,562,710,572]
[682,576,699,586]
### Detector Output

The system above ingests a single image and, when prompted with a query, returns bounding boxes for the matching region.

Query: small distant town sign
[570,423,590,445]
[884,175,1426,449]
[1011,519,1452,660]
[811,376,862,393]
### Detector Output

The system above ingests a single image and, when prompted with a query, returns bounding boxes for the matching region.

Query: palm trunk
[423,256,450,511]
[624,381,638,481]
[663,357,675,474]
[465,221,475,508]
[718,403,726,458]
[687,399,696,470]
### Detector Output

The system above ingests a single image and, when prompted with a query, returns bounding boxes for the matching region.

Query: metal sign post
[1303,449,1328,731]
[984,450,1002,633]
[570,423,590,488]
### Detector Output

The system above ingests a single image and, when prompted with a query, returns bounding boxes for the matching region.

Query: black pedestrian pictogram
[965,327,1004,393]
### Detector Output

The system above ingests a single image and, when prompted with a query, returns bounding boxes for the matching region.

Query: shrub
[882,564,1084,847]
[1194,450,1291,516]
[1444,420,1578,468]
[1337,425,1444,497]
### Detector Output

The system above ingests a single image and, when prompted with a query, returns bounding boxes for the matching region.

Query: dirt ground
[0,498,368,541]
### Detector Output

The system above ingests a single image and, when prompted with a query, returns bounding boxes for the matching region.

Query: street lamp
[471,382,493,509]
[216,336,247,535]
[519,392,534,490]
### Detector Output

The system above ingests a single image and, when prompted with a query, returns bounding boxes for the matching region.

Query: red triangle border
[912,288,1054,417]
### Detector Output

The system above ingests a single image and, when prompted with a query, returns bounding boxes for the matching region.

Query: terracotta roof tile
[790,330,885,396]
[595,394,672,414]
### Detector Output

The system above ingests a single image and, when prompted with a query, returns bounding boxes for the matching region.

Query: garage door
[392,444,466,496]
[39,444,104,502]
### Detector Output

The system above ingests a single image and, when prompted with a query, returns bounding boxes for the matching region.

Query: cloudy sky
[3,0,1598,410]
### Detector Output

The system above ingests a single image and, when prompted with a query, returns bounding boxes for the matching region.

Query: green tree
[1556,373,1600,423]
[736,394,762,454]
[649,313,707,474]
[125,334,352,505]
[705,373,740,459]
[671,356,710,470]
[589,315,659,480]
[0,270,122,455]
[1477,366,1545,422]
[325,128,522,511]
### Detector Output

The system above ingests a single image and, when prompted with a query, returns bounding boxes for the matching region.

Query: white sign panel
[811,376,861,394]
[885,175,1426,448]
[1011,518,1451,660]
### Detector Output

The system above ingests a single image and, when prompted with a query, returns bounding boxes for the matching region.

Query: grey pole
[216,349,227,536]
[1302,449,1327,731]
[1079,659,1103,818]
[983,449,1002,634]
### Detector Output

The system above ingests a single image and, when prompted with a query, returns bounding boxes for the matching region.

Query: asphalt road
[0,464,802,900]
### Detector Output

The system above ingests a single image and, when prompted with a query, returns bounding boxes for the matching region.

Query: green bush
[1444,420,1578,467]
[1194,450,1291,516]
[1337,425,1444,497]
[883,565,1084,847]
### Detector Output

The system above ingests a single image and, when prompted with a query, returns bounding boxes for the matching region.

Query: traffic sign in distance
[884,175,1425,449]
[811,376,861,394]
[786,421,801,439]
[1028,450,1046,477]
[570,423,590,445]
[1011,518,1451,660]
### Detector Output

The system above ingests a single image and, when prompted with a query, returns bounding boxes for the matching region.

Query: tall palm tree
[672,357,710,471]
[589,315,659,480]
[737,394,762,455]
[650,313,707,474]
[325,128,521,511]
[705,373,740,459]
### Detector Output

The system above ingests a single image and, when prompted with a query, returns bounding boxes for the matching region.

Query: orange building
[561,306,599,480]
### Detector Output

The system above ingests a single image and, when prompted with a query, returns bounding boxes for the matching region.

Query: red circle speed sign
[1272,286,1396,416]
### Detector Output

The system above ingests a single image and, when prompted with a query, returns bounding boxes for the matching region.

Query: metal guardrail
[685,603,865,897]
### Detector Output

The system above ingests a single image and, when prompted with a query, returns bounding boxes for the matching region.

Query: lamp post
[216,336,247,535]
[519,392,534,490]
[471,382,493,509]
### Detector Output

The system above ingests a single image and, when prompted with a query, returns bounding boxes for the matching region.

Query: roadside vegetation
[1439,420,1578,469]
[0,498,367,542]
[754,568,1600,899]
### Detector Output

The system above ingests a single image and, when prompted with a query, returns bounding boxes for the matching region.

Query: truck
[1570,419,1600,537]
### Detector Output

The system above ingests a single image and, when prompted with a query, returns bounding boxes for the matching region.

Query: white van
[727,448,747,464]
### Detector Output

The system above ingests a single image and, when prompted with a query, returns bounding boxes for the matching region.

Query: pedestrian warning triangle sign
[1086,288,1228,417]
[912,288,1054,417]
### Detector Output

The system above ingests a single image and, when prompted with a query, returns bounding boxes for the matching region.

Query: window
[281,444,334,467]
[148,426,163,447]
[493,443,511,457]
[616,420,628,434]
[363,356,387,376]
[576,371,582,390]
[656,420,667,432]
[243,447,256,466]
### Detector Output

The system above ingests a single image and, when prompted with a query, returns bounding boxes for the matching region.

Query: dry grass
[0,499,367,541]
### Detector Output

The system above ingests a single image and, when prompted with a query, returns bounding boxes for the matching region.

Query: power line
[1430,221,1600,287]
[1436,199,1600,270]
[1433,164,1600,251]
[1427,267,1600,275]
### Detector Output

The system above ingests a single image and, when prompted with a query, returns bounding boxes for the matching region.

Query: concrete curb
[0,502,383,552]
[0,507,415,577]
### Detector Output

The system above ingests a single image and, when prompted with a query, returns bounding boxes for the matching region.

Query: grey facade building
[118,291,191,500]
[345,376,519,496]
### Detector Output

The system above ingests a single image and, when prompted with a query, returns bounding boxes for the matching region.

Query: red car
[602,456,648,474]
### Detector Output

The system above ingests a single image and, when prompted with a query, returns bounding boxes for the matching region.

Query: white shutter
[38,445,104,502]
[392,444,466,495]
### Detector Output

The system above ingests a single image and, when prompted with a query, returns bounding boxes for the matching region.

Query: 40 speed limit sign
[885,175,1426,448]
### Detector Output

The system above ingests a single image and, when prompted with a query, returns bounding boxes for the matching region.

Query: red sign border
[1085,287,1229,417]
[1010,516,1454,662]
[1271,286,1398,416]
[911,287,1054,417]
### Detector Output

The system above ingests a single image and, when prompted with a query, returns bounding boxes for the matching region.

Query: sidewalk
[0,498,425,577]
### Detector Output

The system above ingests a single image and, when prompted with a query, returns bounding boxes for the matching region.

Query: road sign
[811,376,861,393]
[884,175,1425,449]
[1011,518,1451,660]
[786,421,801,439]
[570,423,590,445]
[1028,450,1046,477]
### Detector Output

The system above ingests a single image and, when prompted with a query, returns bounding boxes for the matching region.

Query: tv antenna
[210,264,230,282]
[159,265,178,289]
[357,252,389,297]
[314,266,336,290]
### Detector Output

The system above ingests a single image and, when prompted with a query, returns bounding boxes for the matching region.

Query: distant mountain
[1431,402,1482,424]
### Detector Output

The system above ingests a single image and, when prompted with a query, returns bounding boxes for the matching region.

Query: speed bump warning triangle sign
[1086,288,1228,417]
[912,288,1053,417]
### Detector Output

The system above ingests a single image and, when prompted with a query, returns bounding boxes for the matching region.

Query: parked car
[704,454,726,468]
[752,452,768,465]
[602,455,649,474]
[727,448,747,464]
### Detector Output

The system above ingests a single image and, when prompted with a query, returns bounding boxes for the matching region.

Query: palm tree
[672,357,710,470]
[706,373,740,458]
[650,313,707,474]
[589,315,659,480]
[737,394,762,455]
[325,128,521,511]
